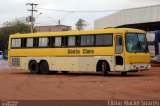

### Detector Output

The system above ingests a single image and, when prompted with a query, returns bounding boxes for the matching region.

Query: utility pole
[26,3,38,33]
[58,19,62,31]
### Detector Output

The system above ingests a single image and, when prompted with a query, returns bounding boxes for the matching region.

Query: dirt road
[0,60,160,100]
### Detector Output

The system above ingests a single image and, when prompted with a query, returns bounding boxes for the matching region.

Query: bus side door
[115,35,125,71]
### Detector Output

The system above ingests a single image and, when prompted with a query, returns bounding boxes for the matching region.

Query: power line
[38,8,119,13]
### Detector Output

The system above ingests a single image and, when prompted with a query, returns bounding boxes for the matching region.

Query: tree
[0,17,31,37]
[0,17,31,51]
[0,34,8,52]
[75,18,88,30]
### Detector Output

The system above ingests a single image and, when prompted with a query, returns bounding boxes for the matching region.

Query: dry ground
[0,60,160,100]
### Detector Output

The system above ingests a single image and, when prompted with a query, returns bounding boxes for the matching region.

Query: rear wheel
[29,61,40,74]
[102,61,108,76]
[40,61,50,75]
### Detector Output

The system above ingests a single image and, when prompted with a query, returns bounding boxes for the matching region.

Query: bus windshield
[126,33,148,53]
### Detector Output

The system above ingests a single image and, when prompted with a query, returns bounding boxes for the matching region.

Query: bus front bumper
[126,64,151,72]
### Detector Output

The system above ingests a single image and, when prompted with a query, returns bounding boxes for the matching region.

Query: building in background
[35,25,72,32]
[94,4,160,31]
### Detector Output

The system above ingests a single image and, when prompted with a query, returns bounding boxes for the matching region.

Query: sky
[0,0,160,29]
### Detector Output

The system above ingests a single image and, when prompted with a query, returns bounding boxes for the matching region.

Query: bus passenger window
[81,35,94,46]
[96,34,113,46]
[39,37,48,47]
[11,39,16,48]
[68,36,76,46]
[11,39,21,48]
[55,37,62,47]
[26,38,33,47]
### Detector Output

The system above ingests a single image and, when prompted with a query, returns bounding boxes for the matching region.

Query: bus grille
[12,58,20,67]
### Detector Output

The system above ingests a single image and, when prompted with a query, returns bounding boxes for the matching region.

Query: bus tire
[121,72,127,76]
[102,61,108,76]
[40,61,51,75]
[29,61,40,74]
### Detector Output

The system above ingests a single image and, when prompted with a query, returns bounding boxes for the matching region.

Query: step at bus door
[115,35,125,71]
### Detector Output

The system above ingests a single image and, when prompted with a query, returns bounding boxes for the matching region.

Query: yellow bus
[8,28,151,76]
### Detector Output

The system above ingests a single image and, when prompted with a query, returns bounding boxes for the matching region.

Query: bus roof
[10,28,145,38]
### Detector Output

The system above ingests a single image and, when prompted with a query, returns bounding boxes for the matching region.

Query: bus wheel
[40,61,50,75]
[29,61,40,74]
[121,72,127,76]
[62,71,68,74]
[102,61,108,76]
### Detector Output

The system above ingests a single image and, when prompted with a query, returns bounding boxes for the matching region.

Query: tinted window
[81,35,94,46]
[39,37,48,47]
[68,36,76,46]
[96,34,112,46]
